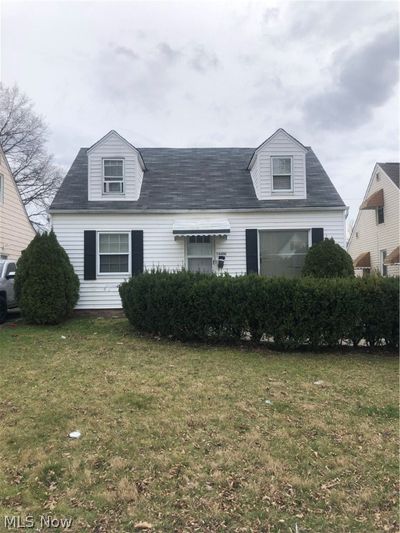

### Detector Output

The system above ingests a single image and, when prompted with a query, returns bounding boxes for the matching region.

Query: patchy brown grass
[0,317,398,532]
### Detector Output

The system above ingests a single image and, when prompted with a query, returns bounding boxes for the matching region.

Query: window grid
[103,159,124,194]
[272,157,292,192]
[98,232,130,275]
[376,206,384,225]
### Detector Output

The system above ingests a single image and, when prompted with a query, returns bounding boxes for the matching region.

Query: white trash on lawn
[68,431,81,439]
[313,380,324,385]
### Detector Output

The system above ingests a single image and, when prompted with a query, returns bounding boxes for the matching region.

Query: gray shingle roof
[50,147,345,211]
[379,162,399,188]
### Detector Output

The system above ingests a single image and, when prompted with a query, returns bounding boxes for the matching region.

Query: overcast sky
[1,0,399,225]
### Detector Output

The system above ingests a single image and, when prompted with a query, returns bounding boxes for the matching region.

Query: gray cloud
[263,7,279,24]
[287,1,398,43]
[189,45,220,73]
[303,28,399,129]
[112,44,139,61]
[157,42,182,63]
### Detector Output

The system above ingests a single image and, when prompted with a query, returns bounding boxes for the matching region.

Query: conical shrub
[14,231,79,324]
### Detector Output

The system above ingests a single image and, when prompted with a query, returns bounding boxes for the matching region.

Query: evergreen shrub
[15,231,79,324]
[302,238,354,278]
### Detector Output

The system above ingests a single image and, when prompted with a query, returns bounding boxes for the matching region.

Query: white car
[0,260,17,323]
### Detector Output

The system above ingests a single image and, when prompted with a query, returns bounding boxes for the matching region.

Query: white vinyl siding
[348,165,400,277]
[0,152,35,261]
[250,129,307,200]
[51,209,346,309]
[88,131,144,201]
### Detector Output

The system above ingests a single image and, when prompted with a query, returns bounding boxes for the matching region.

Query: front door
[186,236,213,273]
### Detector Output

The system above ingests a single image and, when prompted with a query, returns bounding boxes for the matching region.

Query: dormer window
[272,157,292,191]
[103,159,124,194]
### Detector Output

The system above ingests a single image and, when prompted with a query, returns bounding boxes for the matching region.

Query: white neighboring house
[49,129,347,310]
[0,146,36,260]
[348,163,399,277]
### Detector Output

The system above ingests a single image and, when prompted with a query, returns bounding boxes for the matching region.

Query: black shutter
[131,230,144,275]
[84,230,96,280]
[246,229,258,274]
[312,228,324,246]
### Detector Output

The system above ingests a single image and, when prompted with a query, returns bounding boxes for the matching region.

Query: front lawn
[0,318,398,532]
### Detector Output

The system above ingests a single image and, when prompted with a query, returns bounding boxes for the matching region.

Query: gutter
[49,206,348,215]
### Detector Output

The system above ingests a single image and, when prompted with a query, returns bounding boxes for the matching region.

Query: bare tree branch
[0,84,62,230]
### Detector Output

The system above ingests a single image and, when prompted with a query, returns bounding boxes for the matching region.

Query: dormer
[87,130,146,201]
[248,128,308,200]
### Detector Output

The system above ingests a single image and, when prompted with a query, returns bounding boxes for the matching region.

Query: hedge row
[119,271,399,349]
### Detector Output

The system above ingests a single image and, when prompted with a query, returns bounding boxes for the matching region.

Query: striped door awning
[172,219,230,237]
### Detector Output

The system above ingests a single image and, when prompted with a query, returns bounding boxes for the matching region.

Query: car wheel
[0,296,7,324]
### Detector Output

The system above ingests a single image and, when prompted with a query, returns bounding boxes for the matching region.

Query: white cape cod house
[49,129,347,309]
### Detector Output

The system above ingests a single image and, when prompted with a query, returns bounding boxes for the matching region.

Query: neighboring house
[0,146,36,261]
[49,129,347,309]
[348,163,399,277]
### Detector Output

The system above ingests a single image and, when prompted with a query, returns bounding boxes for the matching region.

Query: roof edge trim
[87,130,147,170]
[49,205,348,215]
[247,128,308,170]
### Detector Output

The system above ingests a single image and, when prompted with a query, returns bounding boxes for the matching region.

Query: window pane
[273,175,291,190]
[106,182,123,194]
[260,230,308,278]
[100,254,129,273]
[104,160,123,177]
[187,238,212,256]
[188,258,213,273]
[273,158,291,174]
[377,206,384,224]
[99,233,129,253]
[381,250,387,276]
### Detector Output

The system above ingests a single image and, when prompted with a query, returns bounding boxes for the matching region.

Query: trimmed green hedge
[119,271,399,349]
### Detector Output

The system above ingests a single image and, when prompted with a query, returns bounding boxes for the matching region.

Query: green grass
[0,317,398,532]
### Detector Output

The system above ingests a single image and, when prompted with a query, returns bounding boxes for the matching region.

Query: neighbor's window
[187,235,213,273]
[259,230,309,278]
[376,206,384,224]
[272,157,292,191]
[380,249,387,277]
[0,174,4,203]
[103,159,124,194]
[98,233,130,274]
